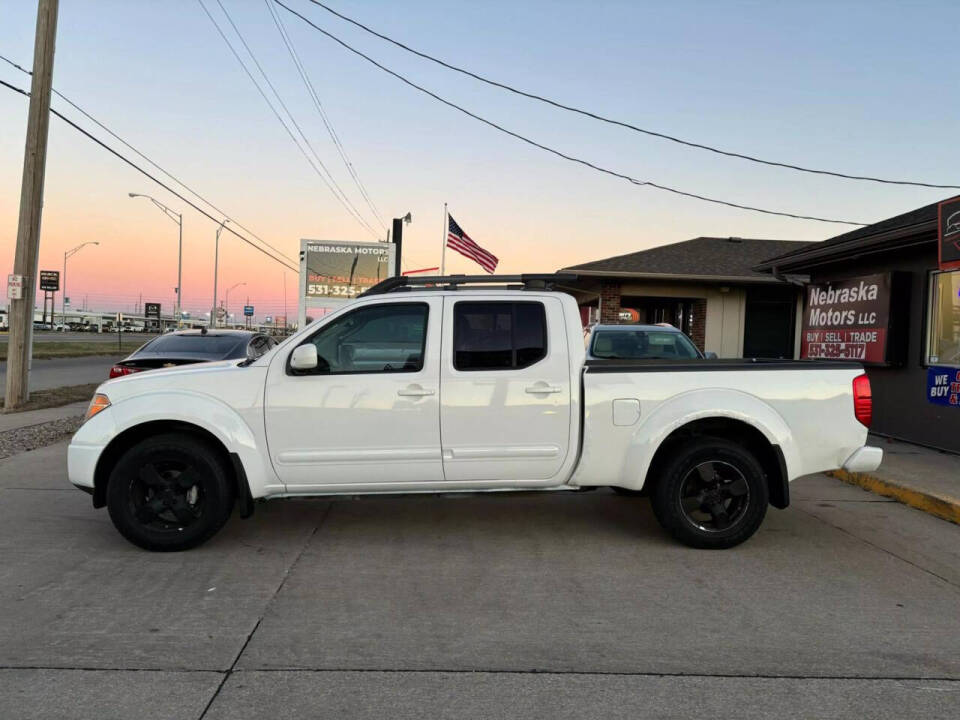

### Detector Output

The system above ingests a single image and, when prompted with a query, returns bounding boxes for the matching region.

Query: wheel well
[645,417,789,509]
[92,420,252,514]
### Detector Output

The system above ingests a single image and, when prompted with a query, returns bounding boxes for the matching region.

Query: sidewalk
[0,400,87,433]
[828,434,960,525]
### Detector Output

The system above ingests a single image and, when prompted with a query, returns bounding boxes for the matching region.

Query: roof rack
[359,273,579,297]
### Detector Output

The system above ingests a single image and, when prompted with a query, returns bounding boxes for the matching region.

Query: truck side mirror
[290,344,320,372]
[704,351,718,359]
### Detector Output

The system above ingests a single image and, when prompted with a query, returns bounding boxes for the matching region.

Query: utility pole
[5,0,59,409]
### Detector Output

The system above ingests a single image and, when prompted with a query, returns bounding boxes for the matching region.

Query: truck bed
[573,358,869,490]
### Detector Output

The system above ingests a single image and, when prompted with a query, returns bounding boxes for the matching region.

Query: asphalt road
[0,355,121,391]
[1,443,958,719]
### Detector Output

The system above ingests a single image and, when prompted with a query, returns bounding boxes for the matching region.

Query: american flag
[447,214,498,274]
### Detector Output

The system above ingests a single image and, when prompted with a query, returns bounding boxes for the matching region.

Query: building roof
[756,199,947,272]
[563,237,814,283]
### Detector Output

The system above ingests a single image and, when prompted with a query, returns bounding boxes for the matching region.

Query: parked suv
[586,323,714,360]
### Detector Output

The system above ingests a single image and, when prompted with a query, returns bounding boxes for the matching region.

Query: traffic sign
[7,274,22,300]
[144,303,161,319]
[39,270,59,291]
[243,305,254,317]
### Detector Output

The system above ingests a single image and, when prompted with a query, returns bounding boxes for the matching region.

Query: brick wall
[599,281,622,323]
[689,298,707,352]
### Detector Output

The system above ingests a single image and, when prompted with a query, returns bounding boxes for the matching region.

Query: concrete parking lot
[1,442,958,719]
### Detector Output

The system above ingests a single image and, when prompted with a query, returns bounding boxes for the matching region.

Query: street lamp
[211,219,230,327]
[129,192,183,326]
[63,241,99,326]
[223,282,245,327]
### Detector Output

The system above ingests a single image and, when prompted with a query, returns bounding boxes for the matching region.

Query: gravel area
[0,416,83,460]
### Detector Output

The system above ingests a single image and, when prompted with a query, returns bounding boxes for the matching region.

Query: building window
[927,269,960,367]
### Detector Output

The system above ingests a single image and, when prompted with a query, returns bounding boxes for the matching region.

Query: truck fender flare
[621,388,800,491]
[96,391,279,501]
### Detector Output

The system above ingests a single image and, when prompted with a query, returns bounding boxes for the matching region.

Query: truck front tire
[106,433,235,552]
[650,437,768,549]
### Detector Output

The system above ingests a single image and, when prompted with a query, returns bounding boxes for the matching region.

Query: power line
[264,0,387,229]
[302,0,959,192]
[0,76,300,272]
[275,1,866,226]
[198,0,381,239]
[214,0,381,235]
[0,52,299,267]
[201,0,379,238]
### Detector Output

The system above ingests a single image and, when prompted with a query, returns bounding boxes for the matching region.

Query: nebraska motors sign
[800,274,892,363]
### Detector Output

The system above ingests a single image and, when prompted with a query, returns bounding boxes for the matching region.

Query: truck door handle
[398,385,435,397]
[525,383,562,394]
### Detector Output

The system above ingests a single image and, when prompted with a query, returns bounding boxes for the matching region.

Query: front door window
[298,303,428,374]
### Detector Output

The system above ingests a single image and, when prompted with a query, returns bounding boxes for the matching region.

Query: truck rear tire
[650,437,768,549]
[106,433,235,552]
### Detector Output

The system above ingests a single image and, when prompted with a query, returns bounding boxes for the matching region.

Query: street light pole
[128,193,183,326]
[223,281,245,328]
[177,211,182,326]
[211,219,229,327]
[62,241,99,326]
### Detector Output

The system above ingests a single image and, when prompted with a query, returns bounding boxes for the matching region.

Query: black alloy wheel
[128,460,205,531]
[678,460,750,532]
[107,433,235,551]
[650,437,768,549]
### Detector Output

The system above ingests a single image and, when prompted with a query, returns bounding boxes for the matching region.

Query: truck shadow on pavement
[215,489,673,553]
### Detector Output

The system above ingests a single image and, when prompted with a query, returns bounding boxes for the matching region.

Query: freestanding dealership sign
[298,239,396,328]
[938,195,960,271]
[800,273,908,365]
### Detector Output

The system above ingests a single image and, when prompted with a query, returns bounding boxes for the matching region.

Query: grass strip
[0,383,99,413]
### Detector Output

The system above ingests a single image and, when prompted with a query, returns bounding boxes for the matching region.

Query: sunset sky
[2,0,958,319]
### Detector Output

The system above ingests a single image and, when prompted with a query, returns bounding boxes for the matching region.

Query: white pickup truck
[68,274,882,552]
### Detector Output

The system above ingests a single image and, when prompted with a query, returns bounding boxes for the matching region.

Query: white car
[68,274,881,552]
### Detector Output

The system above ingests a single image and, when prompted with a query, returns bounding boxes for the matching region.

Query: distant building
[562,237,812,358]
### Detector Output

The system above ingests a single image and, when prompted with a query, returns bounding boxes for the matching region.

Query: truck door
[439,296,572,483]
[264,297,443,488]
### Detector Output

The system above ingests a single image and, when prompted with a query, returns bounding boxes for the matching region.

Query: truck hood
[98,358,267,406]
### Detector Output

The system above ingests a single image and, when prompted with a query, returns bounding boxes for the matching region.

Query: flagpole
[440,202,448,276]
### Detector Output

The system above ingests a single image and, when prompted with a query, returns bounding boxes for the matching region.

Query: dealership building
[562,236,812,359]
[757,197,960,453]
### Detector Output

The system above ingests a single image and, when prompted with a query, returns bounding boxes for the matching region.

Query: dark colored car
[109,329,277,378]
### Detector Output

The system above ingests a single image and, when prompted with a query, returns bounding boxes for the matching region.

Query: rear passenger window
[454,302,547,371]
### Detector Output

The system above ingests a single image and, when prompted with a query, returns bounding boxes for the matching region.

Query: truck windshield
[591,329,700,360]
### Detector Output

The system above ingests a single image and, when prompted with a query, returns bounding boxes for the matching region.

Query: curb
[828,469,960,526]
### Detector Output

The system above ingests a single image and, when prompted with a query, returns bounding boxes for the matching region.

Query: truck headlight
[84,393,111,423]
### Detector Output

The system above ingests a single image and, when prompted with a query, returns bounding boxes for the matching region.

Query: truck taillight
[109,365,141,379]
[852,374,872,427]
